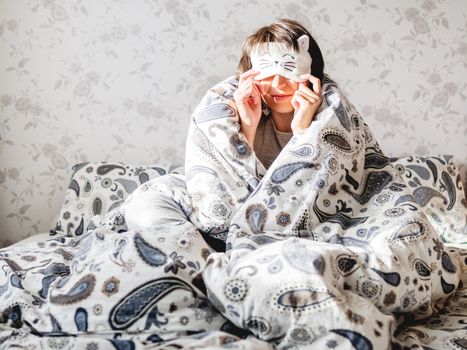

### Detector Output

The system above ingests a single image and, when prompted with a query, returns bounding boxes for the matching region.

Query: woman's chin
[268,103,294,114]
[263,97,294,114]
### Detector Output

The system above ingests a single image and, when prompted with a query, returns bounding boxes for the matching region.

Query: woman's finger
[237,81,261,105]
[240,79,259,99]
[241,77,253,90]
[300,73,321,95]
[291,94,300,110]
[237,78,253,94]
[251,81,261,97]
[297,84,320,100]
[239,70,260,84]
[295,90,318,103]
[292,92,309,109]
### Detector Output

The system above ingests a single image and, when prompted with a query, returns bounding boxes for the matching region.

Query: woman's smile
[271,94,293,102]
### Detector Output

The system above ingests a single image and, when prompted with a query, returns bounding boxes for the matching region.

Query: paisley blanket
[0,75,465,349]
[186,74,465,348]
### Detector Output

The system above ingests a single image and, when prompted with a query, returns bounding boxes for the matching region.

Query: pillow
[389,155,466,244]
[51,157,466,243]
[50,162,184,237]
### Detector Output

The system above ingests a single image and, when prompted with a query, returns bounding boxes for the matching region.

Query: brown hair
[237,18,324,81]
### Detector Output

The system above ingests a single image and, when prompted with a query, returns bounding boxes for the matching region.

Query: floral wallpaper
[0,0,466,247]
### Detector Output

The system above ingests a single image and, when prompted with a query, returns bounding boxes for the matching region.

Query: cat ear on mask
[297,35,310,52]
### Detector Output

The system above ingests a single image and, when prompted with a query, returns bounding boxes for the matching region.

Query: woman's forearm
[239,121,257,148]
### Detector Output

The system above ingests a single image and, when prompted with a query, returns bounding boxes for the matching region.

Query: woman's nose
[271,74,286,88]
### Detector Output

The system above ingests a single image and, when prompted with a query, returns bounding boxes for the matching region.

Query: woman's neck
[271,111,293,133]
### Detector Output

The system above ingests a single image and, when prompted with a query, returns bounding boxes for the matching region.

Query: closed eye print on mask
[258,53,297,73]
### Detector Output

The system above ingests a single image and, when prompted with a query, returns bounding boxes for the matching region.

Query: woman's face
[256,75,299,114]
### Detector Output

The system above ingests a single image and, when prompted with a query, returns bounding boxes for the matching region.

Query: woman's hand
[291,74,322,135]
[233,70,262,147]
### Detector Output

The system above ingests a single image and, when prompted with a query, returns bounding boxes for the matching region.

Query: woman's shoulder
[206,74,240,101]
[192,75,240,119]
[321,73,346,93]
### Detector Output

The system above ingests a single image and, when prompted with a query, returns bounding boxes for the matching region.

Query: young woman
[234,19,325,171]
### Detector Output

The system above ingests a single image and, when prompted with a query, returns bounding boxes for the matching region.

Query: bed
[2,76,467,349]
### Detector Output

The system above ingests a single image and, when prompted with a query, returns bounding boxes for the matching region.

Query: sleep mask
[250,34,312,82]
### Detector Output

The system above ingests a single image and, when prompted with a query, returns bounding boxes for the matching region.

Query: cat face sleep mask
[250,34,312,82]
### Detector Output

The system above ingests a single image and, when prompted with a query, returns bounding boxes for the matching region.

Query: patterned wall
[0,0,466,246]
